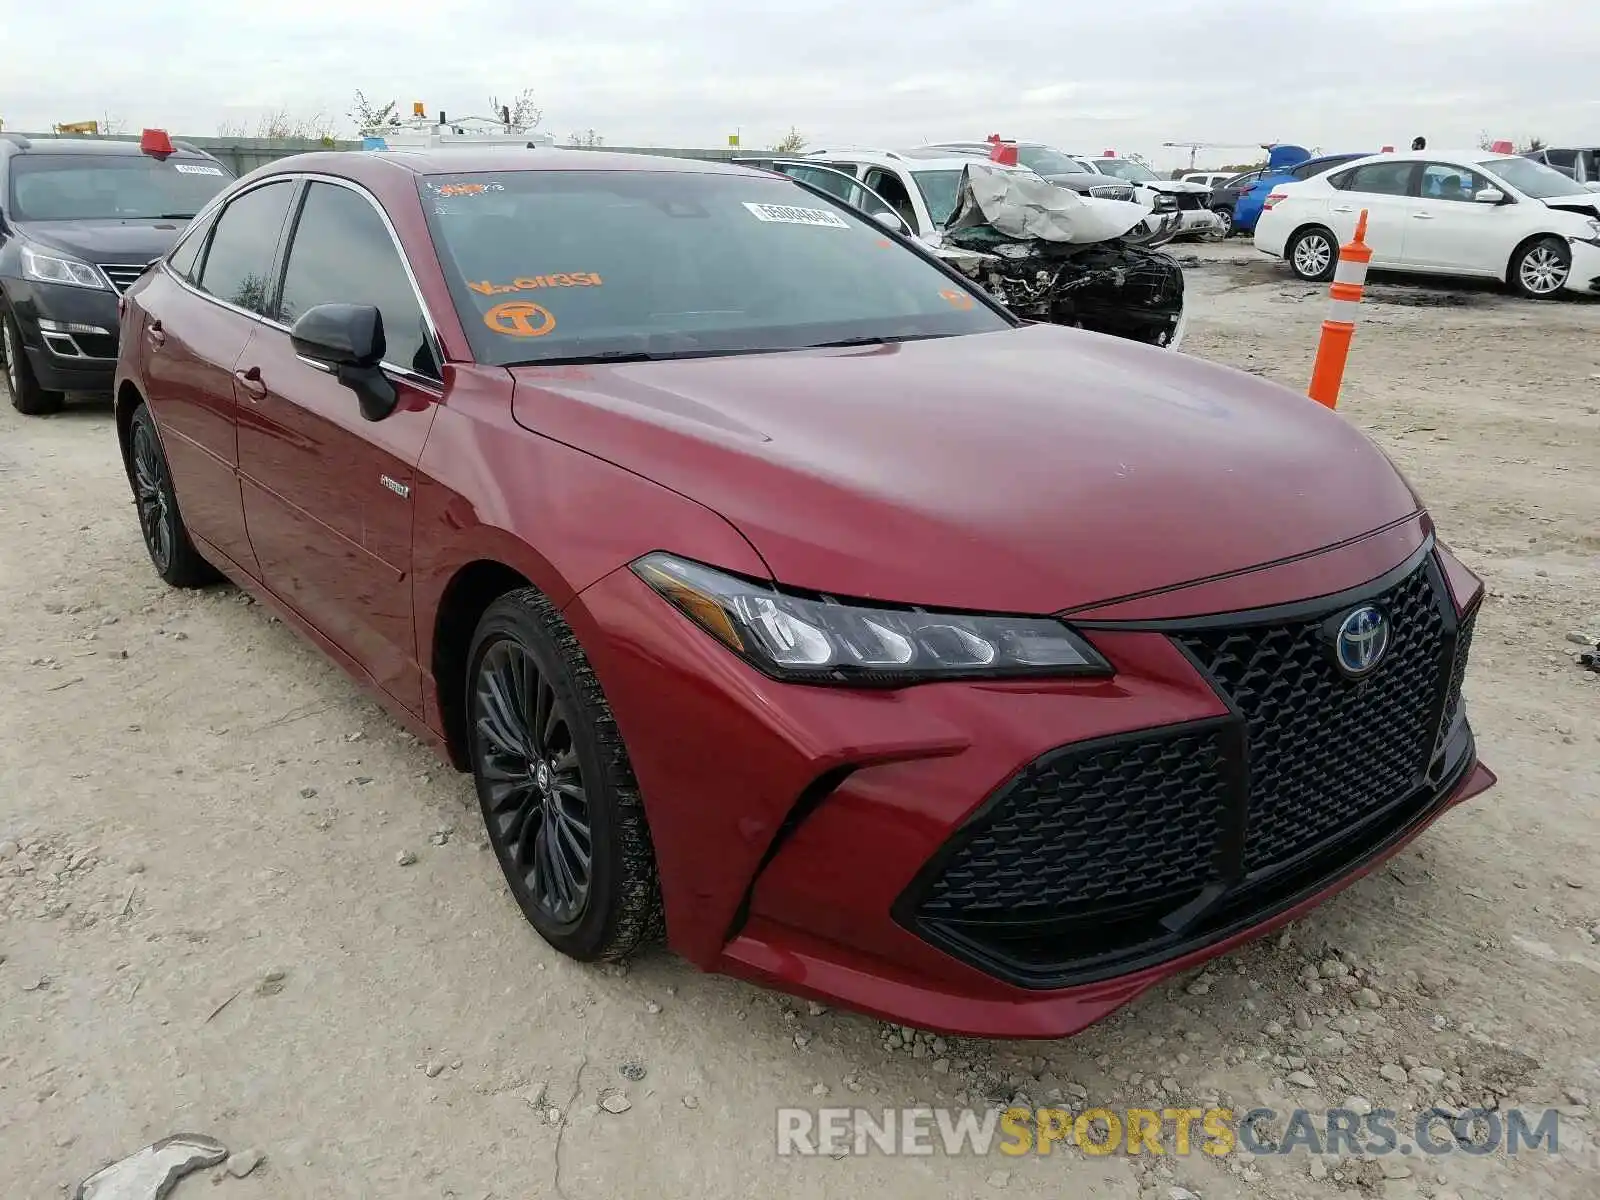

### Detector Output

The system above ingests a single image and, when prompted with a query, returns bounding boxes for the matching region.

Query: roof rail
[1,132,32,150]
[172,139,204,155]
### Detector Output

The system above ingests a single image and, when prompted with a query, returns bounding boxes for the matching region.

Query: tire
[2,307,64,415]
[467,587,664,962]
[127,404,217,588]
[1287,227,1339,282]
[1509,236,1571,299]
[1211,207,1234,240]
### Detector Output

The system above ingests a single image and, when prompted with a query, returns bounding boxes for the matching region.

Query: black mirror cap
[290,303,386,369]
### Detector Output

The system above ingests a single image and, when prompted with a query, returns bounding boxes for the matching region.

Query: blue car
[1233,146,1371,235]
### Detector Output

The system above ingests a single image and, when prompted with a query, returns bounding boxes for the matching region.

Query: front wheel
[1211,207,1234,240]
[1510,236,1571,299]
[3,308,64,415]
[1287,227,1339,282]
[467,587,664,962]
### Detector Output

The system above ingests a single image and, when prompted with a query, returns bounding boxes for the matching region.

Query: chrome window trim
[161,171,445,394]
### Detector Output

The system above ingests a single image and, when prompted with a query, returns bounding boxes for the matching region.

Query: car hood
[12,218,189,263]
[1544,195,1600,217]
[509,324,1420,613]
[1145,180,1212,195]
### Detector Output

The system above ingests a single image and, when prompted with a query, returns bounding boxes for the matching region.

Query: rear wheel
[128,404,217,587]
[2,308,64,416]
[1510,236,1570,299]
[467,587,663,962]
[1287,226,1338,282]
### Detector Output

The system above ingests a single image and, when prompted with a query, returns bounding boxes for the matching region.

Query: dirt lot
[2,241,1598,1200]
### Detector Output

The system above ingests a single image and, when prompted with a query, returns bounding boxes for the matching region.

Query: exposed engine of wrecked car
[934,163,1186,349]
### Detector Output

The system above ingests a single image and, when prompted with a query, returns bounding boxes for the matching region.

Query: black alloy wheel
[475,637,594,928]
[127,405,216,588]
[467,588,663,961]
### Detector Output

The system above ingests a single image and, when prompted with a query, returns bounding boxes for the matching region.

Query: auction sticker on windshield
[483,301,556,339]
[742,202,849,229]
[173,164,225,176]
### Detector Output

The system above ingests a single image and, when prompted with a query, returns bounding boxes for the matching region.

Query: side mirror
[872,209,909,235]
[1474,187,1506,205]
[289,303,398,422]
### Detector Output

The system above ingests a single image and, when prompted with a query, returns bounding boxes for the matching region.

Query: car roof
[1,134,216,159]
[804,147,1031,172]
[358,146,764,176]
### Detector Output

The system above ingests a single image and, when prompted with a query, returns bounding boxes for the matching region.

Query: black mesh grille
[1434,607,1476,755]
[1178,562,1446,874]
[918,728,1228,922]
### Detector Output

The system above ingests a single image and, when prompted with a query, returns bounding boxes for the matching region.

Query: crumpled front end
[935,165,1186,349]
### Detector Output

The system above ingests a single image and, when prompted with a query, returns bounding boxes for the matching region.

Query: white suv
[1066,154,1222,239]
[774,148,1175,245]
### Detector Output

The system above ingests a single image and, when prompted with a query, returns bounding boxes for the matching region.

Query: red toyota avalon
[112,149,1494,1038]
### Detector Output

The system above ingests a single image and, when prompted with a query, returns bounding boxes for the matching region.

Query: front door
[235,180,442,713]
[1402,161,1508,274]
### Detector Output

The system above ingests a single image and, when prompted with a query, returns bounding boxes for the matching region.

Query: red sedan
[112,149,1494,1038]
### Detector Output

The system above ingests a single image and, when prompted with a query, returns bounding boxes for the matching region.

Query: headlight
[632,552,1112,685]
[20,244,107,290]
[1578,218,1600,245]
[1152,194,1178,212]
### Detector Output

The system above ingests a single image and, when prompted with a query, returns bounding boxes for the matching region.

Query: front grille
[898,548,1477,988]
[1178,561,1446,874]
[1174,192,1206,211]
[1090,184,1135,202]
[98,264,147,293]
[917,728,1229,924]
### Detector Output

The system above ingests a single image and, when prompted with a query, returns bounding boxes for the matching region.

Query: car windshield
[1018,147,1087,176]
[1479,155,1589,200]
[909,169,969,225]
[7,154,232,221]
[421,169,1010,366]
[1094,159,1160,183]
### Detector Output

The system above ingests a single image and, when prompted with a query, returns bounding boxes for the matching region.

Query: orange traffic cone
[1307,210,1372,409]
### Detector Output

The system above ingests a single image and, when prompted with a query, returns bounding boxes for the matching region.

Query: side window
[166,209,218,282]
[1420,163,1492,202]
[1545,149,1576,169]
[1343,162,1416,197]
[196,181,295,315]
[278,182,435,380]
[783,165,857,202]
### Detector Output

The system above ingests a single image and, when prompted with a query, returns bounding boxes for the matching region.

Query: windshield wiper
[806,333,944,349]
[157,212,197,220]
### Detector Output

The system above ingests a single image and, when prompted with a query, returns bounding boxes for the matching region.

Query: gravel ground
[2,241,1598,1199]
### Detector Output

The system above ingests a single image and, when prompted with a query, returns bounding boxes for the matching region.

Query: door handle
[146,319,165,349]
[234,365,267,400]
[1411,213,1434,220]
[1331,206,1355,213]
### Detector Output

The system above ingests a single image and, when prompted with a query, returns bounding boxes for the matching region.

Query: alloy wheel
[131,420,174,573]
[1293,234,1333,279]
[1212,209,1233,239]
[473,639,594,928]
[3,319,19,396]
[1519,245,1568,295]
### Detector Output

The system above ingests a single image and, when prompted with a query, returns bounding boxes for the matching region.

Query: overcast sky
[4,0,1597,169]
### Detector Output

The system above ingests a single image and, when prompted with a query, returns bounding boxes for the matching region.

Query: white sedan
[1253,149,1600,298]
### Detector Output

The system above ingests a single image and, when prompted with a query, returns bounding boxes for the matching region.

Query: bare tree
[1521,135,1546,153]
[773,126,807,154]
[489,88,542,132]
[350,90,402,136]
[100,112,127,136]
[567,129,605,148]
[216,119,249,138]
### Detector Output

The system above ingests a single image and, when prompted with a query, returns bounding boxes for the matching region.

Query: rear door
[235,178,443,713]
[139,179,298,576]
[1402,161,1512,275]
[1325,161,1420,263]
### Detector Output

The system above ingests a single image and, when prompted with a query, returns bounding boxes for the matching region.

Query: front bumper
[1563,237,1600,294]
[2,275,121,392]
[1175,208,1224,237]
[568,534,1493,1038]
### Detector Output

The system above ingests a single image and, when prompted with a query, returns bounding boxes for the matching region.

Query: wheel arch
[114,378,146,484]
[429,557,538,770]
